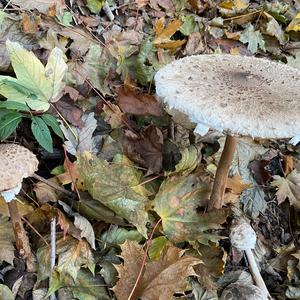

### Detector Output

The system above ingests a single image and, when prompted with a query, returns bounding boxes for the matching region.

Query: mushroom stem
[8,200,35,272]
[208,134,237,211]
[245,249,271,299]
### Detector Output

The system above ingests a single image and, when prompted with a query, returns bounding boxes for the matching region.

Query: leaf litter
[0,0,299,299]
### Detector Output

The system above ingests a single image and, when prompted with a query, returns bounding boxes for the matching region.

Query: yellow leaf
[286,12,300,32]
[153,19,186,49]
[226,175,252,194]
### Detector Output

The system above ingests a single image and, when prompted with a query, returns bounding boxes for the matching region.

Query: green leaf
[0,110,22,140]
[76,153,150,237]
[61,11,73,27]
[180,15,198,36]
[0,100,29,111]
[42,114,64,139]
[0,284,13,300]
[239,24,265,53]
[136,38,155,86]
[31,116,53,152]
[100,226,143,246]
[148,236,168,261]
[86,0,105,13]
[154,174,228,242]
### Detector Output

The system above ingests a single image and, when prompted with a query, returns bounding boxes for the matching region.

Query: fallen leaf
[74,215,96,250]
[0,284,13,300]
[0,217,15,265]
[148,236,168,261]
[154,174,228,242]
[264,12,286,44]
[20,13,40,34]
[86,0,105,13]
[286,12,300,32]
[118,87,164,117]
[271,170,300,209]
[124,125,163,174]
[33,180,60,204]
[239,24,266,53]
[60,112,101,155]
[11,0,65,15]
[283,155,294,176]
[226,175,252,194]
[153,19,186,49]
[76,153,150,237]
[113,241,201,300]
[102,104,124,129]
[183,32,205,55]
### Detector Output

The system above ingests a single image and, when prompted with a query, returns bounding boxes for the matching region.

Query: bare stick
[32,174,74,198]
[208,135,237,211]
[245,249,271,299]
[8,200,35,272]
[50,217,57,300]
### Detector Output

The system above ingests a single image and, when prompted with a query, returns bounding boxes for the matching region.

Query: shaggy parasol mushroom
[0,143,38,271]
[230,222,270,299]
[154,54,300,210]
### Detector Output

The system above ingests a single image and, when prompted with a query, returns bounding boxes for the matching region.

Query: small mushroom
[230,223,271,299]
[221,283,267,300]
[154,54,300,210]
[0,143,38,271]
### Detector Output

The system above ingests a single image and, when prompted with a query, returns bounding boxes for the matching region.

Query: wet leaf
[113,241,201,300]
[76,153,150,237]
[154,174,228,242]
[0,217,15,265]
[118,87,164,117]
[239,24,265,53]
[271,170,300,209]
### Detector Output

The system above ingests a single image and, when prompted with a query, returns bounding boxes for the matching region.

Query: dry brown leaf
[226,175,252,194]
[118,87,164,117]
[34,180,60,204]
[271,170,300,209]
[11,0,65,15]
[283,155,294,176]
[153,19,186,49]
[20,13,40,34]
[113,241,201,300]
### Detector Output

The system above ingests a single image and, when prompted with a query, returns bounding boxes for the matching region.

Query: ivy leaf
[0,110,22,140]
[76,153,150,237]
[41,114,64,139]
[31,116,53,152]
[239,24,265,53]
[154,174,228,243]
[271,170,300,209]
[113,241,201,300]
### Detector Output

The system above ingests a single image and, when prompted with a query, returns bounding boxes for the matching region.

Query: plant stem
[208,135,237,211]
[8,200,35,272]
[50,217,57,300]
[127,219,162,300]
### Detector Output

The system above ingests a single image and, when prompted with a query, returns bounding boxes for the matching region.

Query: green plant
[0,40,67,152]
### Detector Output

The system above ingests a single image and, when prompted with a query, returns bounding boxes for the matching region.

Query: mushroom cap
[0,144,38,192]
[221,283,267,300]
[230,223,256,251]
[154,54,300,139]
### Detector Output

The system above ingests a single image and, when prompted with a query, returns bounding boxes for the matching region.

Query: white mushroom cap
[155,54,300,139]
[230,223,256,250]
[0,144,38,202]
[221,283,267,300]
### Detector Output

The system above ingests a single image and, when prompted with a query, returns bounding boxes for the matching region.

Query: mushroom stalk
[8,200,35,272]
[208,135,237,211]
[245,249,271,299]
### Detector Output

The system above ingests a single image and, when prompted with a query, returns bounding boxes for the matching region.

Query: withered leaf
[154,174,228,242]
[118,87,164,117]
[124,125,163,175]
[271,170,300,209]
[113,241,201,300]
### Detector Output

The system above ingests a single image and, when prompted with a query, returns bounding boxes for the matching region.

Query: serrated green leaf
[0,110,22,140]
[31,116,53,152]
[239,24,265,54]
[154,174,228,242]
[42,114,64,139]
[0,100,29,111]
[76,153,150,237]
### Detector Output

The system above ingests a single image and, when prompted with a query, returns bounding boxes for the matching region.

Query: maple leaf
[239,24,265,54]
[154,174,228,242]
[76,153,150,237]
[113,241,201,300]
[271,170,300,209]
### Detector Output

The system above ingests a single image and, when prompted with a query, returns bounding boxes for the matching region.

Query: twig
[50,217,57,300]
[127,219,162,300]
[32,174,75,198]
